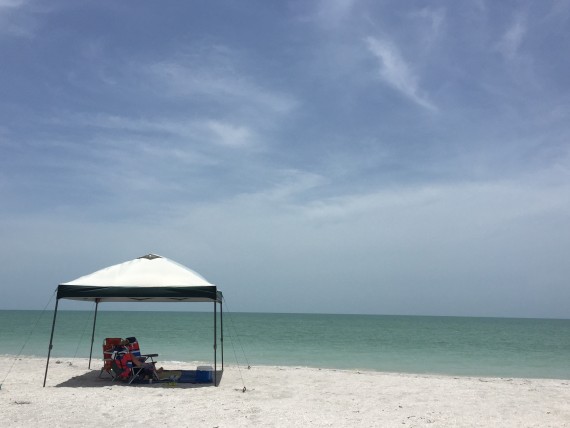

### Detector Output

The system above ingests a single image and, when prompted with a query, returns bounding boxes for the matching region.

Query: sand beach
[1,356,568,427]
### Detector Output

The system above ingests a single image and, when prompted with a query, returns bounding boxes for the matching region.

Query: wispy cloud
[365,36,436,111]
[53,113,258,149]
[147,60,297,115]
[496,12,527,61]
[0,0,34,38]
[205,120,254,148]
[135,53,297,151]
[0,0,26,7]
[412,7,446,50]
[315,0,356,28]
[300,177,569,227]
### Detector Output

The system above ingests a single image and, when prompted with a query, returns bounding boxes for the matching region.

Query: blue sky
[1,0,569,318]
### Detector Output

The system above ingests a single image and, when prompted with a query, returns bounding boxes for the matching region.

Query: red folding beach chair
[99,337,122,379]
[110,337,159,384]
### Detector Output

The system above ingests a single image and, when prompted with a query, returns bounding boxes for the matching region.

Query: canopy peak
[138,254,162,260]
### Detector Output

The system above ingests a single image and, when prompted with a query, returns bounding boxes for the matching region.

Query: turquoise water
[0,310,568,379]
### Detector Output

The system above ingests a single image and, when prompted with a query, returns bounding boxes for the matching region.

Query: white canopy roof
[62,254,213,287]
[57,254,220,302]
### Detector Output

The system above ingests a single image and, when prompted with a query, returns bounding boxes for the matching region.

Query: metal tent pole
[43,298,60,387]
[220,300,224,370]
[88,299,99,369]
[214,301,218,386]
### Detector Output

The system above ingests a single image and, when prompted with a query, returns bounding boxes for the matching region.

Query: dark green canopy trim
[57,284,222,302]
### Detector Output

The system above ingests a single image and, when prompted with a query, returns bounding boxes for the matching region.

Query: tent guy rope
[1,288,56,390]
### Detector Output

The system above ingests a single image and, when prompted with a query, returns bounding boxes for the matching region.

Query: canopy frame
[43,254,224,387]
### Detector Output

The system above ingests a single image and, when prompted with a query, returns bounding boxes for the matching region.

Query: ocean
[1,310,568,379]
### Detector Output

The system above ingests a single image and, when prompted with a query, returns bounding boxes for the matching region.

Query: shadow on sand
[55,370,223,389]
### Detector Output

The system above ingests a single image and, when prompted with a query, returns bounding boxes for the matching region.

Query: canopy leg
[214,301,217,386]
[88,300,99,369]
[220,300,224,370]
[43,298,59,387]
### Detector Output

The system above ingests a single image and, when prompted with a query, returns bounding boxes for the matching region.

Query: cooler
[196,365,213,383]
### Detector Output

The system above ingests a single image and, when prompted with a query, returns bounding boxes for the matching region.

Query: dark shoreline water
[1,310,569,379]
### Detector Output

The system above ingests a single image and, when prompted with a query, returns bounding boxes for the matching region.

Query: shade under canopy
[57,254,222,302]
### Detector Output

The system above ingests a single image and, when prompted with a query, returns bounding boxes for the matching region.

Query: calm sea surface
[0,310,568,379]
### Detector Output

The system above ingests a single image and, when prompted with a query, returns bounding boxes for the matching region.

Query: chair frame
[99,337,122,379]
[101,337,159,384]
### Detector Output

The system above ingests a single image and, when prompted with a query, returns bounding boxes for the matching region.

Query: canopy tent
[43,254,224,386]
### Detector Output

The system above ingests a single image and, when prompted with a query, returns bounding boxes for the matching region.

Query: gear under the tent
[157,366,215,384]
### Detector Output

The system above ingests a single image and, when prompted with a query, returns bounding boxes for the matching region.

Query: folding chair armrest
[140,353,158,363]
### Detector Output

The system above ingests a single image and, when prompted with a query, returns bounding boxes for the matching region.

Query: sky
[1,0,569,318]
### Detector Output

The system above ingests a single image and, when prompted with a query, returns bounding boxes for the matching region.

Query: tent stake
[88,299,99,369]
[43,298,60,387]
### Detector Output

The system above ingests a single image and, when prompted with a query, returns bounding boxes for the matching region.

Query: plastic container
[196,365,213,383]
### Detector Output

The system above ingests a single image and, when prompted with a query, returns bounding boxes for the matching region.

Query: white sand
[1,356,569,427]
